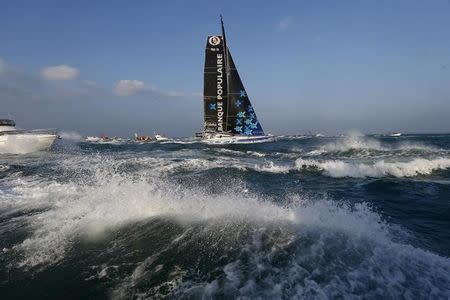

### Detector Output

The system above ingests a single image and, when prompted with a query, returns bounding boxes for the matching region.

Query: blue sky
[1,0,450,136]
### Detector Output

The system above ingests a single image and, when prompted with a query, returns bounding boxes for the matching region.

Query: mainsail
[203,17,265,136]
[203,35,228,133]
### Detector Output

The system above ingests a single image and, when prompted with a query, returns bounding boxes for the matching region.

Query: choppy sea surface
[1,133,449,299]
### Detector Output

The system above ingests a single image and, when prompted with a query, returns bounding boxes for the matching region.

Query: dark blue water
[1,134,449,299]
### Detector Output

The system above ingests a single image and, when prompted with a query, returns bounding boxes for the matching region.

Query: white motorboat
[388,132,402,137]
[154,134,169,141]
[199,16,274,145]
[85,136,102,142]
[0,119,57,154]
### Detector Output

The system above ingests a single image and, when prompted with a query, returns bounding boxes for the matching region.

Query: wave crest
[295,157,450,178]
[308,132,439,156]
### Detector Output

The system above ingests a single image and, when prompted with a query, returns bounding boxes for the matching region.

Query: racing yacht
[200,16,274,144]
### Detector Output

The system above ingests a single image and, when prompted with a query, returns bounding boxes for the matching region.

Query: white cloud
[114,79,147,96]
[113,79,183,98]
[278,16,293,31]
[41,65,79,80]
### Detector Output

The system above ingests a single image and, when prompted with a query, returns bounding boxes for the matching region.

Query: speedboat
[154,134,169,141]
[0,119,57,154]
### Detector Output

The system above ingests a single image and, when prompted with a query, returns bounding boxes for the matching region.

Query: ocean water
[1,133,449,299]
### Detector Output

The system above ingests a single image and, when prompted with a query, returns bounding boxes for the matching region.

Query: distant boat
[388,132,402,137]
[85,136,101,142]
[134,133,153,142]
[200,16,274,144]
[154,133,169,141]
[0,119,57,154]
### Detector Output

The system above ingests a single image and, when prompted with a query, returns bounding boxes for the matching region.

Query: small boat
[388,132,402,137]
[134,133,153,142]
[154,133,169,141]
[85,136,100,142]
[200,16,274,144]
[0,119,57,154]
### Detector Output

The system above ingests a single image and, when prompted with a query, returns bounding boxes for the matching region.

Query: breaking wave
[307,132,439,156]
[295,157,450,178]
[5,159,449,299]
[3,156,283,267]
[2,154,443,269]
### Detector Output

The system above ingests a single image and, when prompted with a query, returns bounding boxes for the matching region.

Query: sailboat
[201,16,274,144]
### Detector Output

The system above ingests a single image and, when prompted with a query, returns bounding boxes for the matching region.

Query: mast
[220,15,229,68]
[220,15,231,132]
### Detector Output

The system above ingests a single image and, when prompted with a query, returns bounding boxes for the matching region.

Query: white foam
[252,161,291,174]
[246,150,266,157]
[320,132,385,153]
[295,157,450,178]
